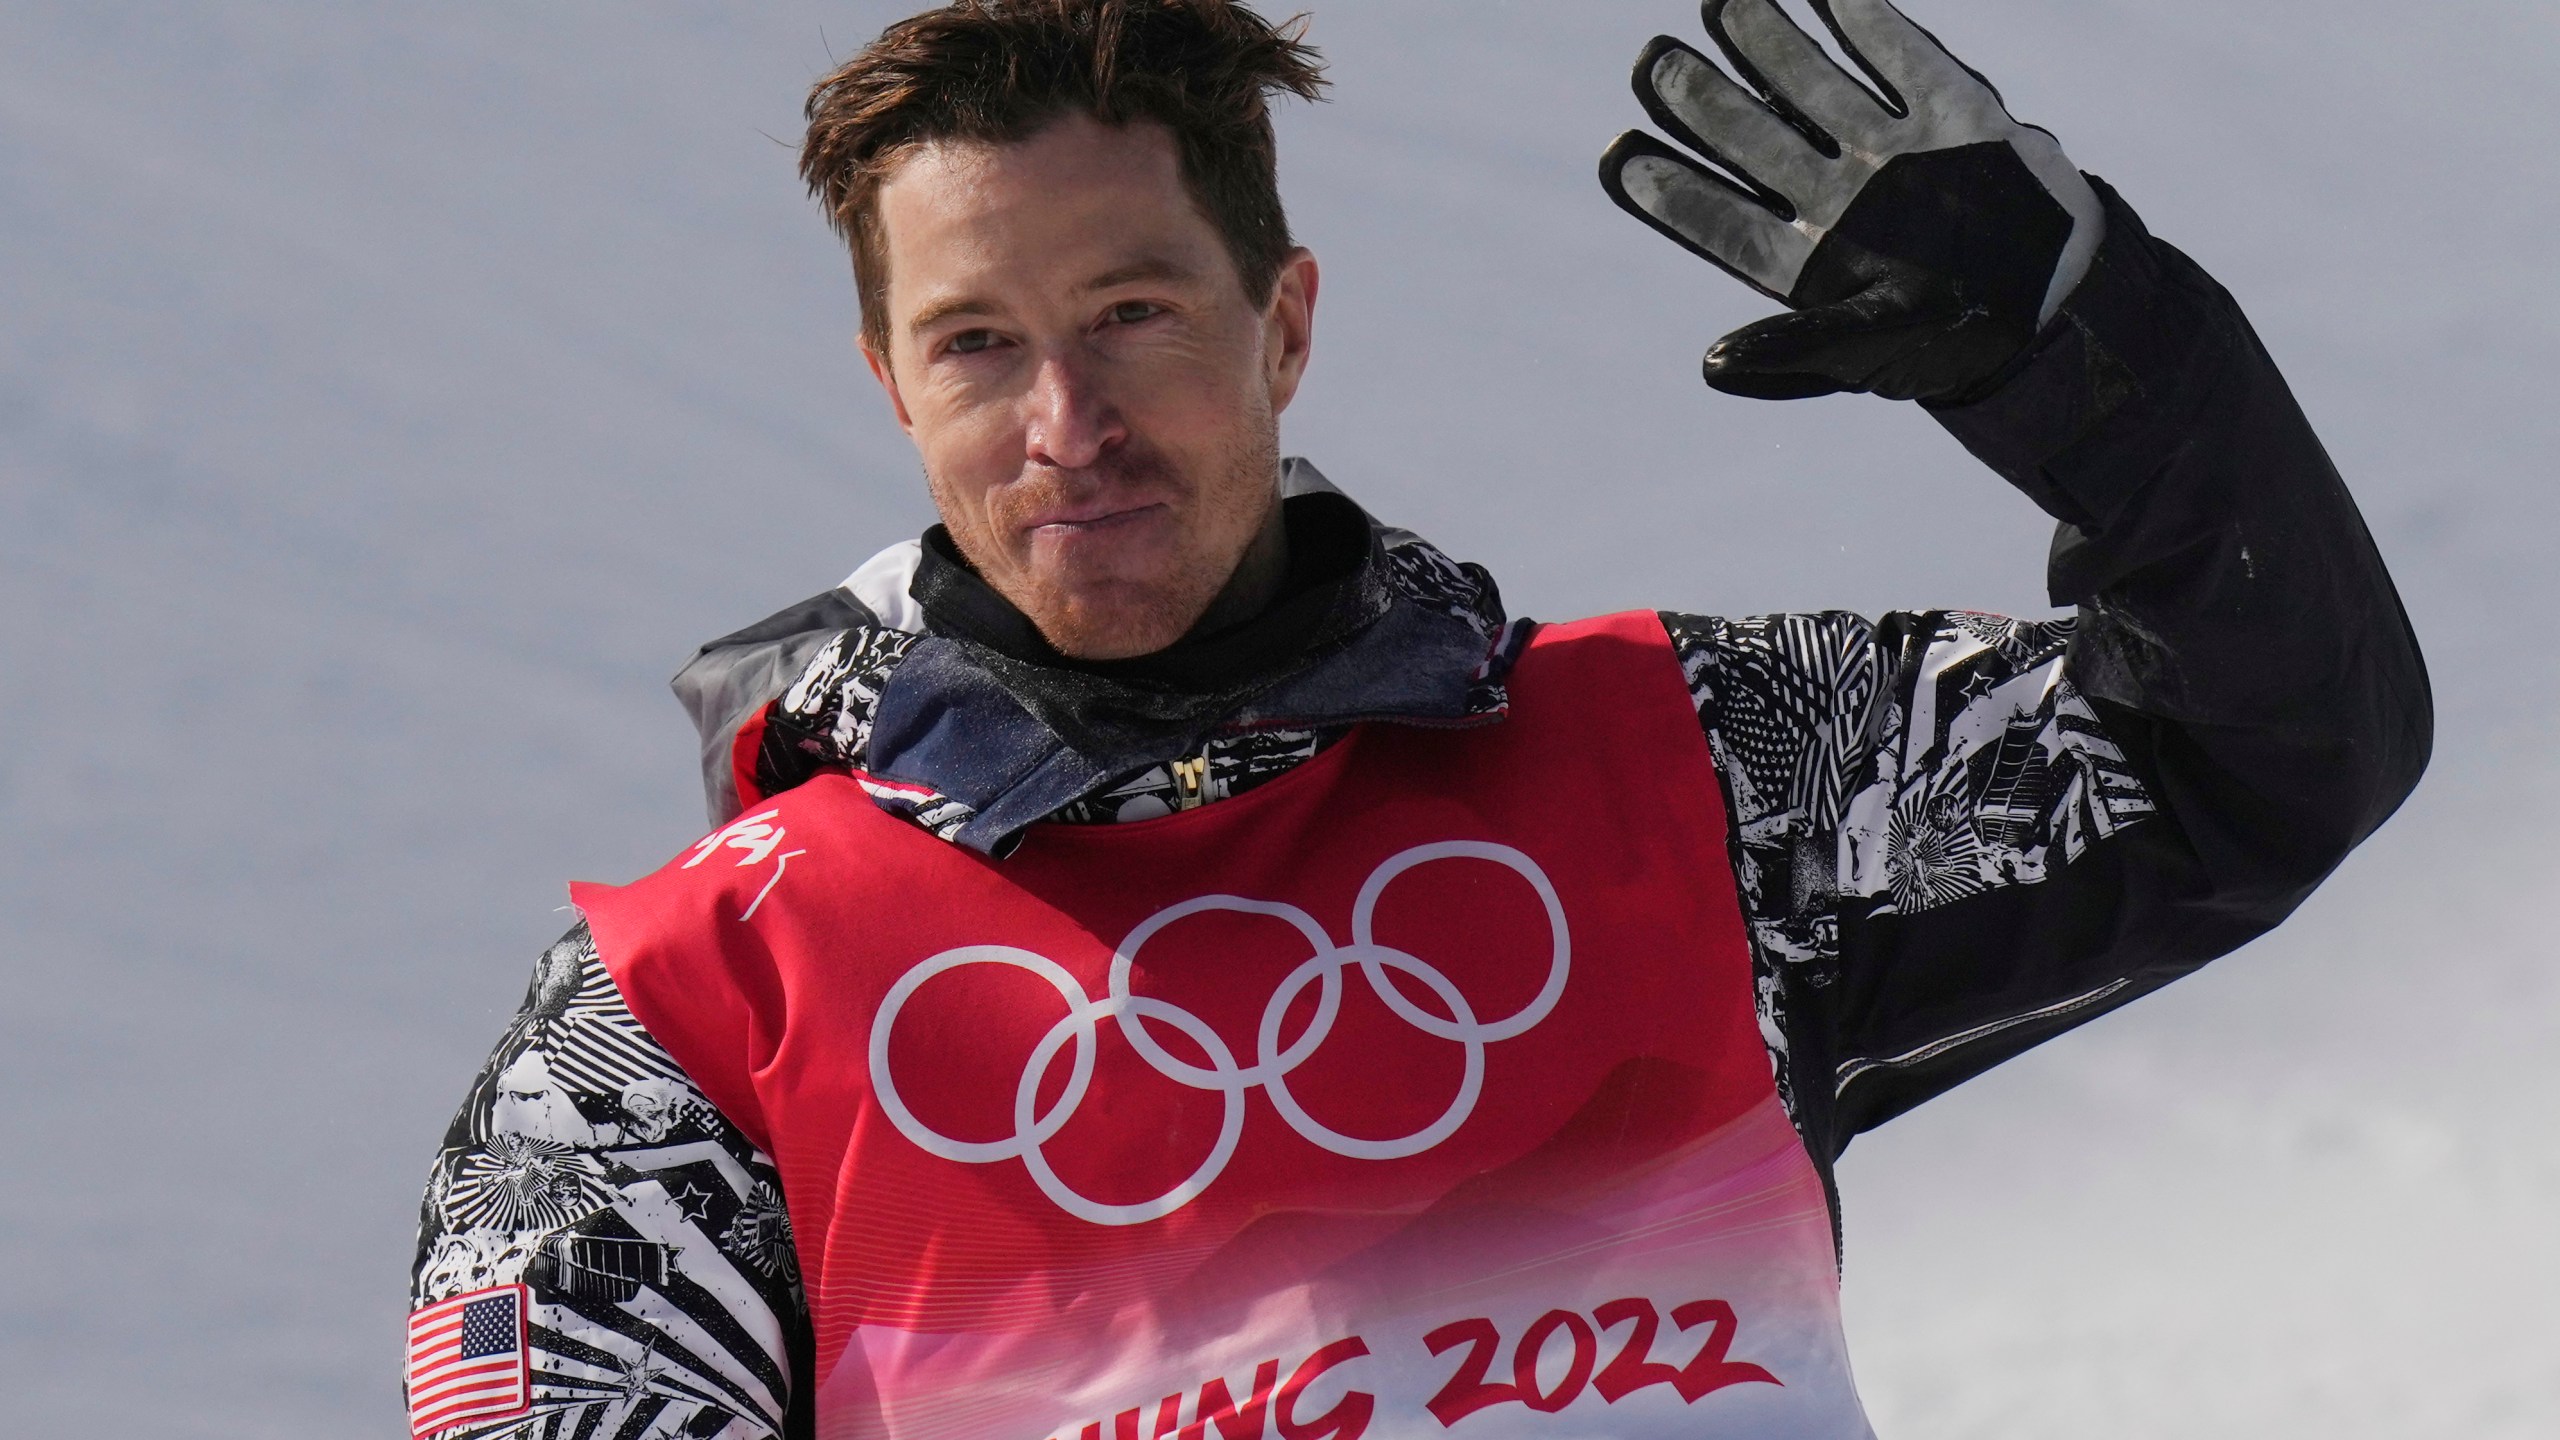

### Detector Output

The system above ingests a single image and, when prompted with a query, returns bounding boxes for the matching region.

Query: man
[407,2,2429,1437]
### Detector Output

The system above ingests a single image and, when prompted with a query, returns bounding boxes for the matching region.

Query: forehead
[873,114,1236,310]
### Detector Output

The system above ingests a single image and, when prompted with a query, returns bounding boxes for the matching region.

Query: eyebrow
[904,295,999,336]
[901,254,1207,338]
[1079,255,1202,292]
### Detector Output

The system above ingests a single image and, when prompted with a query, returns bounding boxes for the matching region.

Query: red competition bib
[576,612,1877,1440]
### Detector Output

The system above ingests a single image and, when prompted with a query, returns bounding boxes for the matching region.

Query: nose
[1021,352,1125,471]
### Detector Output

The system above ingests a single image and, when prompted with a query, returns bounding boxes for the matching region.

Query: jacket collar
[874,486,1517,853]
[741,463,1522,855]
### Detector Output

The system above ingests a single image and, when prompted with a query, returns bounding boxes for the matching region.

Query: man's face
[864,113,1318,660]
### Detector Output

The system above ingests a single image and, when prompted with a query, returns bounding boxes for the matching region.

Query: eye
[1107,300,1163,326]
[946,328,1001,356]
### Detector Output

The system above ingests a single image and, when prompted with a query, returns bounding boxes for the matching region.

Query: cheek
[1123,328,1271,447]
[912,391,1026,509]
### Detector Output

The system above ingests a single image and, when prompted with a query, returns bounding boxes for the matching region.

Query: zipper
[1169,753,1211,811]
[1832,978,2134,1097]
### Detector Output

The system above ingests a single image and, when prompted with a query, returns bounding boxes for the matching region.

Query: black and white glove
[1600,0,2105,402]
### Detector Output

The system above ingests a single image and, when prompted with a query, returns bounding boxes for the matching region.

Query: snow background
[3,1,2553,1433]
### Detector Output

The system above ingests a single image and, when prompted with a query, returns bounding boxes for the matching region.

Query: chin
[1034,582,1203,661]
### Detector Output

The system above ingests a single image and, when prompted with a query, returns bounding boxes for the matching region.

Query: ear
[862,335,917,436]
[1262,248,1320,416]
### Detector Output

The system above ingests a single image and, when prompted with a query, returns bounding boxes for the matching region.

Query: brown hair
[801,0,1326,354]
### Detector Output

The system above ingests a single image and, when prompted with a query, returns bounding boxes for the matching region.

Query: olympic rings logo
[868,842,1570,1227]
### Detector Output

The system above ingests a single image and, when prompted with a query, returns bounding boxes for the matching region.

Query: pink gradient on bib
[814,1096,1872,1440]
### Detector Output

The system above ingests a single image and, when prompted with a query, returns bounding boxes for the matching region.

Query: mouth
[1025,500,1169,537]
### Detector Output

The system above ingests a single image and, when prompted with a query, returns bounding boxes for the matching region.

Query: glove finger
[1808,0,1982,113]
[1705,0,1893,155]
[1703,364,1851,402]
[1601,130,1812,302]
[1635,37,1833,214]
[1703,282,1959,395]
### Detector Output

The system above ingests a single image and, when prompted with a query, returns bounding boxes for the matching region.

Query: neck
[1181,497,1291,641]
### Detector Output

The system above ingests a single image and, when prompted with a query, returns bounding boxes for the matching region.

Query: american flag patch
[406,1284,532,1436]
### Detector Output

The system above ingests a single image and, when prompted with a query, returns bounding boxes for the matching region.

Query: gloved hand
[1600,0,2105,402]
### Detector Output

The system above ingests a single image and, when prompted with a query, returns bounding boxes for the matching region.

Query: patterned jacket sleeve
[1664,179,2432,1185]
[410,924,811,1440]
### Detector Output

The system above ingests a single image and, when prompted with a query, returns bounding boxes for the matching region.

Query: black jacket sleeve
[1669,178,2431,1183]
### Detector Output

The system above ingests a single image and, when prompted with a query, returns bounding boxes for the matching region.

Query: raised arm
[1821,179,2429,1137]
[409,925,810,1439]
[1616,0,2430,1170]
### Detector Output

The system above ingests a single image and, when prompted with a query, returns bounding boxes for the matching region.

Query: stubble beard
[936,418,1283,662]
